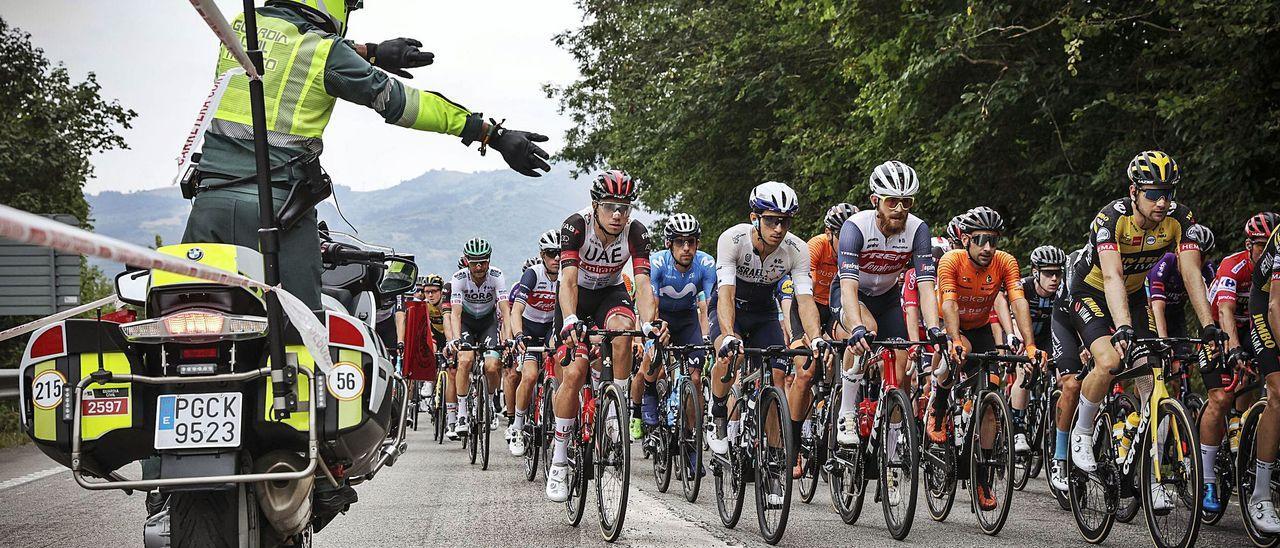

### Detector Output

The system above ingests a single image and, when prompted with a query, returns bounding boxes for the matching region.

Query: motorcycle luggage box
[19,320,152,477]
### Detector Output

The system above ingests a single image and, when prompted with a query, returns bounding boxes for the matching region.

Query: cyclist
[707,181,825,482]
[1066,151,1221,512]
[831,161,944,449]
[1009,245,1067,453]
[1048,244,1091,490]
[1202,213,1278,512]
[631,213,716,440]
[787,203,859,340]
[1247,221,1280,531]
[446,238,511,439]
[399,275,450,404]
[931,206,1043,510]
[506,230,562,456]
[545,170,667,502]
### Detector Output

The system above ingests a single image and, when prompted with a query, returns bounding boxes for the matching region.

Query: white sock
[1073,394,1100,435]
[840,372,861,414]
[728,420,741,442]
[1201,444,1218,484]
[887,421,903,457]
[553,417,574,465]
[514,408,527,430]
[457,395,469,420]
[1254,460,1276,505]
[446,403,457,424]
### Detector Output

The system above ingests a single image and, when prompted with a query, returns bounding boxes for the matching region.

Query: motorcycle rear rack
[69,366,321,491]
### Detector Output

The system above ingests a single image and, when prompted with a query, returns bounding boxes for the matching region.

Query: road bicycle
[647,343,711,502]
[458,340,506,471]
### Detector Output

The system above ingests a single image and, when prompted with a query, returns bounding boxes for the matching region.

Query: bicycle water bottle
[1228,416,1242,453]
[642,390,659,426]
[1116,412,1140,463]
[858,399,877,438]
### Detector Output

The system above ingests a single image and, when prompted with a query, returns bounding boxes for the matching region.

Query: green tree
[551,0,1280,261]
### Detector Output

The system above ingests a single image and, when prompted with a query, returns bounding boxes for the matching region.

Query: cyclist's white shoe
[505,424,518,443]
[1050,459,1069,492]
[445,423,459,441]
[490,416,499,432]
[509,435,527,457]
[1014,433,1031,453]
[1251,501,1280,533]
[836,412,859,446]
[546,463,570,502]
[765,492,786,508]
[454,421,470,437]
[886,470,901,506]
[706,426,729,456]
[1150,483,1174,512]
[1070,431,1097,472]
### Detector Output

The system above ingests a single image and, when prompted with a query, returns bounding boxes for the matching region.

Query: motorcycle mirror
[114,269,150,307]
[377,257,418,297]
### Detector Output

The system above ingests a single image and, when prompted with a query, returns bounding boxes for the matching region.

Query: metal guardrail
[1,368,17,400]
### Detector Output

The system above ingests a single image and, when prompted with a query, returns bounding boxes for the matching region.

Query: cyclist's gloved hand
[1226,346,1248,367]
[488,125,551,177]
[444,338,459,354]
[1005,333,1024,354]
[559,314,582,342]
[511,332,527,354]
[1202,323,1225,345]
[718,335,741,358]
[927,326,947,345]
[1111,325,1135,352]
[847,325,871,355]
[366,38,434,78]
[396,340,405,354]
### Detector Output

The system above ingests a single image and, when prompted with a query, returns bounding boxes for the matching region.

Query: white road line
[0,467,66,491]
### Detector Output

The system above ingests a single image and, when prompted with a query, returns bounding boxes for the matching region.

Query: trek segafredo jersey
[715,223,812,312]
[449,267,508,317]
[511,263,558,324]
[836,210,935,297]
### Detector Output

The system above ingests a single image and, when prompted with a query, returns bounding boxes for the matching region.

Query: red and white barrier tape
[187,0,260,80]
[0,204,332,372]
[0,296,119,343]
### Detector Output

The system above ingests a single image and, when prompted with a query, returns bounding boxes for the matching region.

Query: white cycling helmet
[664,213,702,240]
[522,256,542,272]
[869,160,920,197]
[749,181,800,215]
[1186,224,1215,253]
[1029,245,1067,268]
[537,229,560,253]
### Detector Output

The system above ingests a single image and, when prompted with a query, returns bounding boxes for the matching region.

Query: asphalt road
[0,425,1260,547]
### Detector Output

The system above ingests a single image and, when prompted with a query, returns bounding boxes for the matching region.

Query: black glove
[1202,323,1225,344]
[1226,346,1249,367]
[1111,325,1135,347]
[927,326,947,345]
[487,124,551,177]
[366,38,434,78]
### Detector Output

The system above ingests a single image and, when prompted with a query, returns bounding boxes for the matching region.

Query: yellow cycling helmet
[1127,150,1180,187]
[269,0,362,36]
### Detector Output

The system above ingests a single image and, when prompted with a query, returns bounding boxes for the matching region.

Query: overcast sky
[2,0,583,194]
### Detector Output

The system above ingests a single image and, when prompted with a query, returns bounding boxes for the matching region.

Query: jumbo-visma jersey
[1076,198,1197,295]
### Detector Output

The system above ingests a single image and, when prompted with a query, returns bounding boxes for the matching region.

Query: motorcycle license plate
[154,392,242,450]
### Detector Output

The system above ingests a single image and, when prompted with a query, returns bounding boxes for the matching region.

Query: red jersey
[1209,249,1253,327]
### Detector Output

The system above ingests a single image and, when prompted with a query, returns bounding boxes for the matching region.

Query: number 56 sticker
[327,362,365,401]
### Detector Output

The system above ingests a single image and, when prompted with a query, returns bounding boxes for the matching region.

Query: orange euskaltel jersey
[937,249,1024,331]
[808,233,838,306]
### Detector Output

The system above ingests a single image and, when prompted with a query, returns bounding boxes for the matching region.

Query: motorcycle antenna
[190,0,296,419]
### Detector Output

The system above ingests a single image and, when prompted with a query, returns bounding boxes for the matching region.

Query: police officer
[182,0,552,311]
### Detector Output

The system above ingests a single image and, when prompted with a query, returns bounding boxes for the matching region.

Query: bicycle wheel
[714,398,746,529]
[540,380,555,481]
[1044,388,1070,510]
[1025,388,1046,480]
[595,383,631,542]
[565,413,588,528]
[467,380,481,464]
[479,376,493,471]
[1114,392,1141,524]
[921,400,956,522]
[797,393,820,504]
[970,391,1014,536]
[433,391,446,444]
[652,425,673,492]
[878,388,919,540]
[1236,402,1280,548]
[827,389,868,524]
[524,383,542,482]
[1068,407,1117,544]
[755,386,792,545]
[677,378,705,503]
[1140,398,1202,548]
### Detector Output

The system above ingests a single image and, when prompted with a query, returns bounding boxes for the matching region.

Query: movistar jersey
[650,249,716,313]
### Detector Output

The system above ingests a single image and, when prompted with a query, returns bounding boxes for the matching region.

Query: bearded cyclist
[446,238,510,438]
[505,230,561,456]
[545,170,668,502]
[631,213,716,440]
[831,161,944,450]
[1066,151,1221,513]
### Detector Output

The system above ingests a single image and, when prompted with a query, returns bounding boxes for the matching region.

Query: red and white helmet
[1245,212,1279,240]
[591,170,639,202]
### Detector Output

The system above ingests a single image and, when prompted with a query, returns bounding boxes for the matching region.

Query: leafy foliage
[550,0,1279,259]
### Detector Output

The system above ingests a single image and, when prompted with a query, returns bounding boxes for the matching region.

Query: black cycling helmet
[664,213,701,240]
[1029,245,1067,269]
[823,203,858,231]
[457,256,468,270]
[1186,224,1215,253]
[1127,150,1180,187]
[522,256,542,272]
[959,206,1005,233]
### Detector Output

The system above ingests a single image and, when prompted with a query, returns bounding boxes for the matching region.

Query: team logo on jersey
[985,274,993,284]
[1096,228,1112,242]
[1146,235,1156,245]
[1113,201,1128,214]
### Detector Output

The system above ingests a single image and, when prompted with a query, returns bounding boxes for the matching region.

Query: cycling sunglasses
[542,249,561,258]
[759,215,793,229]
[969,233,999,247]
[878,196,915,210]
[1038,269,1063,278]
[1137,186,1175,202]
[598,201,633,215]
[669,237,699,248]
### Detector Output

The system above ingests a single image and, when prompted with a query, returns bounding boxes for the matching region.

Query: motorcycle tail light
[120,309,268,343]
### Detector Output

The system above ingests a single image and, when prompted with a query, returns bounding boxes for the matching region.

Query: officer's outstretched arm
[323,41,550,176]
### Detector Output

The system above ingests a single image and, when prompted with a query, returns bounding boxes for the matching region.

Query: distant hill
[86,165,651,280]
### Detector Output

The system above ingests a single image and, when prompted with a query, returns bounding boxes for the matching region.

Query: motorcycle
[17,233,417,547]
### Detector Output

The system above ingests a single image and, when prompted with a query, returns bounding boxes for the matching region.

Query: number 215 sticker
[327,362,364,401]
[31,370,67,410]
